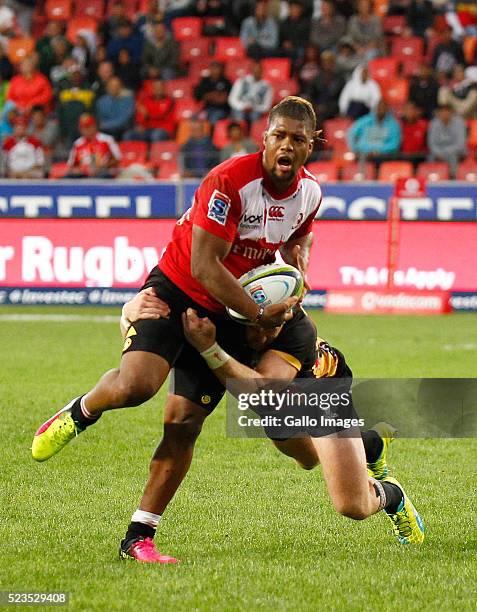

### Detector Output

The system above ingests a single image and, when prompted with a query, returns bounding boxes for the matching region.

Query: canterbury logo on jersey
[267,205,285,219]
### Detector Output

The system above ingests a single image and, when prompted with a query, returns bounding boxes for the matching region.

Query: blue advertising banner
[1,287,474,312]
[0,180,476,221]
[181,181,477,221]
[0,181,178,218]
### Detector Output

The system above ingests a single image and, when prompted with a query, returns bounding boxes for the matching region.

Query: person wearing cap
[427,103,467,178]
[66,113,121,178]
[2,114,45,179]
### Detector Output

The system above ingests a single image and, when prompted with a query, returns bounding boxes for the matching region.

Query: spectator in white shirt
[2,114,45,178]
[228,61,274,123]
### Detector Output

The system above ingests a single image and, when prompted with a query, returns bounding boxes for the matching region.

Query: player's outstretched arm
[191,226,297,328]
[120,288,171,338]
[182,309,298,390]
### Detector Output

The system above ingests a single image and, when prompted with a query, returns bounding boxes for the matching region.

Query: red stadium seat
[392,36,424,60]
[212,119,248,149]
[188,58,213,84]
[464,36,477,64]
[273,79,298,104]
[368,57,399,83]
[174,97,201,121]
[250,116,268,146]
[381,78,409,108]
[150,141,180,167]
[45,0,72,20]
[400,58,421,78]
[180,38,210,64]
[323,118,352,151]
[119,141,148,167]
[383,15,406,35]
[306,161,339,181]
[456,160,477,181]
[214,37,245,62]
[203,16,225,32]
[164,79,193,100]
[261,58,291,82]
[224,58,254,82]
[7,37,34,64]
[378,161,413,181]
[172,17,203,41]
[425,33,444,62]
[75,0,104,19]
[66,17,98,44]
[467,119,477,150]
[416,161,449,182]
[341,162,376,181]
[49,162,69,179]
[374,0,388,17]
[157,159,180,180]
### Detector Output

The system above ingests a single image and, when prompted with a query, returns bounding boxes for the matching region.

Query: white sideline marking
[0,314,118,323]
[443,343,477,351]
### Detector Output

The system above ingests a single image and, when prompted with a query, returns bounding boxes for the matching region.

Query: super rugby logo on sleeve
[207,190,231,226]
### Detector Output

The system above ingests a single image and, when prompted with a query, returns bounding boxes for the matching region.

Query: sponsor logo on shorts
[207,190,231,226]
[122,337,132,352]
[201,395,211,404]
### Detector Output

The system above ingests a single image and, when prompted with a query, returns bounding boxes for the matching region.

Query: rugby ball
[226,262,304,324]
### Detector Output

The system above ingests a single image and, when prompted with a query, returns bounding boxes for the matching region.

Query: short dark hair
[268,96,317,134]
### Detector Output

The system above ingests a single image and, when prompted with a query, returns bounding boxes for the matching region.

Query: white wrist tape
[120,306,131,332]
[200,342,231,370]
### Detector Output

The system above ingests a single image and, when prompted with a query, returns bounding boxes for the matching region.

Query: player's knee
[110,376,158,408]
[333,498,369,521]
[297,458,319,470]
[163,413,204,445]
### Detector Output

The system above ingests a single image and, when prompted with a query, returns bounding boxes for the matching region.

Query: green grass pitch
[1,308,476,611]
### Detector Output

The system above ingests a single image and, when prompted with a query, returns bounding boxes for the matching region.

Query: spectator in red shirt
[66,113,121,178]
[399,101,428,165]
[2,114,45,179]
[124,79,176,143]
[7,57,53,113]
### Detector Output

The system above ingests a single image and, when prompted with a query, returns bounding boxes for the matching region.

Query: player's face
[246,325,284,350]
[262,116,313,190]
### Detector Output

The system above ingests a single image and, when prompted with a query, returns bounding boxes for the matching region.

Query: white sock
[131,509,162,529]
[80,396,98,420]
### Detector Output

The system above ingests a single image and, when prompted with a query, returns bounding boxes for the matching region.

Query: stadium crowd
[0,0,477,180]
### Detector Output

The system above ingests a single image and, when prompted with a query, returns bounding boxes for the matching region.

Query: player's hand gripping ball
[226,262,304,325]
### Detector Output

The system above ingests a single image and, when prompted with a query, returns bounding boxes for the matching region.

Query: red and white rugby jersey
[3,136,44,174]
[67,132,121,170]
[159,151,322,312]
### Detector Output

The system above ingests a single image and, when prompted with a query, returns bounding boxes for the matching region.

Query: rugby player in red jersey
[31,97,423,563]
